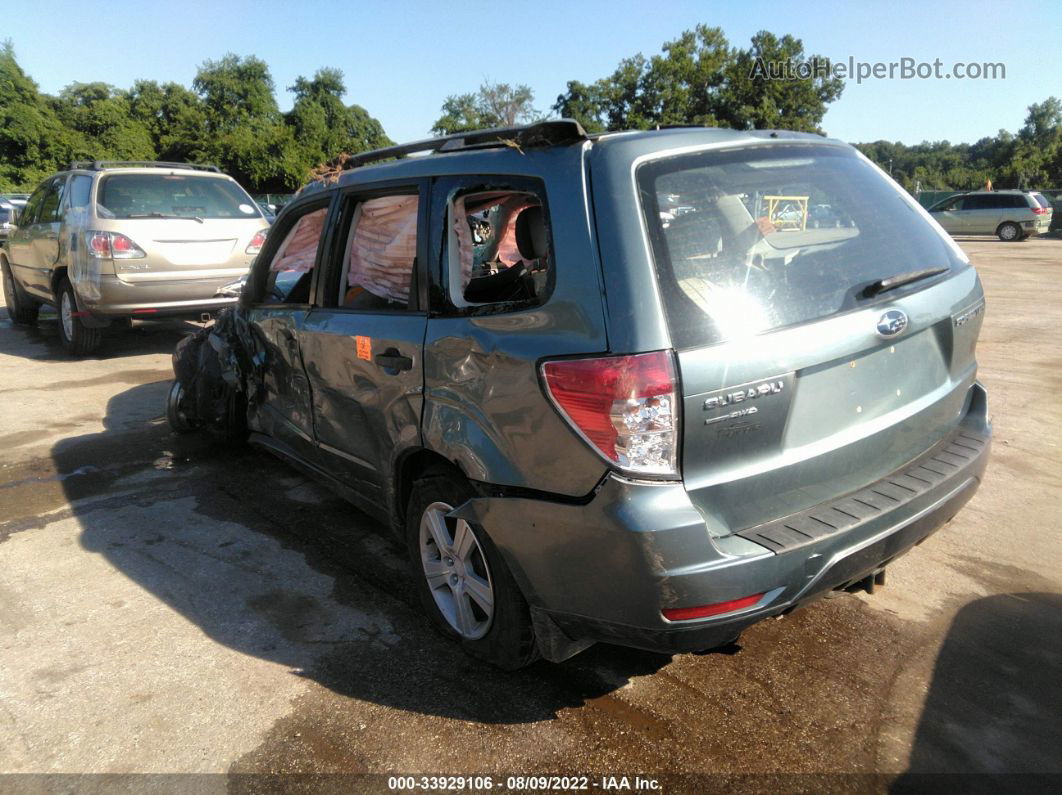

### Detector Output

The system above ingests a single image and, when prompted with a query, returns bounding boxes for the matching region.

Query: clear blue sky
[6,0,1060,145]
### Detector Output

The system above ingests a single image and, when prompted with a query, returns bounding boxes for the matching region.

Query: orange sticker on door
[355,336,372,361]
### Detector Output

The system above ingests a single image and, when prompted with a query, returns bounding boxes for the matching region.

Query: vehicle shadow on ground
[63,382,672,725]
[0,314,199,362]
[894,592,1062,788]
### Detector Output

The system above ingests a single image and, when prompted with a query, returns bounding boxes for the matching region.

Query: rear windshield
[1031,193,1050,209]
[637,145,967,348]
[97,173,262,220]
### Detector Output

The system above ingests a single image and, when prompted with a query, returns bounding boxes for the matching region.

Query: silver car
[0,202,14,243]
[929,189,1053,241]
[1,161,269,354]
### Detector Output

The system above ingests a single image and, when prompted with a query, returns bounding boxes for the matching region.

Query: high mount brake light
[541,350,680,477]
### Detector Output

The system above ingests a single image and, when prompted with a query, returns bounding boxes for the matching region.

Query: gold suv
[0,161,269,354]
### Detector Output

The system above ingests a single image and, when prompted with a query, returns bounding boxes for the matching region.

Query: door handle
[375,349,413,372]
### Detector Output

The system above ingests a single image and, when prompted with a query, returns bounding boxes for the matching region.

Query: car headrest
[515,205,547,261]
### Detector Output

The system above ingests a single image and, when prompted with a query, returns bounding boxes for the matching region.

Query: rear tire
[997,222,1021,242]
[2,256,40,326]
[56,277,102,355]
[405,469,539,670]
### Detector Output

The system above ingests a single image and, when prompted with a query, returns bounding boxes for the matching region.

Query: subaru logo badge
[877,309,908,338]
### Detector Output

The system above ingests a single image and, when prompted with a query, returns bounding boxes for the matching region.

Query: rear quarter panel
[420,146,612,496]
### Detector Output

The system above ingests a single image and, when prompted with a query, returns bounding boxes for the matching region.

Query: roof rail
[68,160,221,173]
[344,119,588,170]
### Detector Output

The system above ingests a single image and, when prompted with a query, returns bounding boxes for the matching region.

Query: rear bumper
[79,273,239,318]
[453,383,991,660]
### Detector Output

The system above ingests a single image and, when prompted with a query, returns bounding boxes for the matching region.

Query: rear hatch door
[95,171,266,282]
[636,143,985,536]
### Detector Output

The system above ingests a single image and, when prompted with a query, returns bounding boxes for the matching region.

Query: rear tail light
[541,350,679,477]
[1031,206,1048,215]
[246,229,268,254]
[662,593,765,622]
[88,231,146,259]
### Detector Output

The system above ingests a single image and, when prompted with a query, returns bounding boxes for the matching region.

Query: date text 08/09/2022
[387,775,663,791]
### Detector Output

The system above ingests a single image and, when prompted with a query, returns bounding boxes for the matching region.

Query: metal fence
[915,190,962,209]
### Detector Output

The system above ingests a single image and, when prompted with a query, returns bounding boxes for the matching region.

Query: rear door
[634,144,983,536]
[95,171,267,284]
[298,181,428,510]
[960,194,1002,234]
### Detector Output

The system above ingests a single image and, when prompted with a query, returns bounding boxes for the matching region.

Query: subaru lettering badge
[876,309,908,338]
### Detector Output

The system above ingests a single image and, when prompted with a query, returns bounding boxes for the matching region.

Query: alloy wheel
[418,501,495,639]
[60,289,75,340]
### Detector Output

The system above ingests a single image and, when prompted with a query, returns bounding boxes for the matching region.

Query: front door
[930,196,963,235]
[244,197,333,461]
[298,183,428,511]
[8,177,64,300]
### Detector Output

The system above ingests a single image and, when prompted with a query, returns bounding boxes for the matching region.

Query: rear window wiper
[861,266,949,299]
[129,212,205,223]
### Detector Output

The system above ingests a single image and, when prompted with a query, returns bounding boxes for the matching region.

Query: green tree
[0,41,76,189]
[431,81,539,135]
[432,93,494,135]
[721,31,844,132]
[855,97,1062,192]
[552,80,607,133]
[126,79,208,162]
[193,54,280,132]
[552,26,843,134]
[190,54,301,190]
[285,67,391,168]
[0,45,396,193]
[53,81,155,161]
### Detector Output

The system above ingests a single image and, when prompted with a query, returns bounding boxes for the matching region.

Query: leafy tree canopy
[0,44,392,193]
[432,81,539,135]
[855,98,1062,192]
[552,26,843,134]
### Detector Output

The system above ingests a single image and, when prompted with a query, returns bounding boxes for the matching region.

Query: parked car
[256,201,277,224]
[0,202,14,242]
[928,189,1052,241]
[0,193,29,209]
[0,161,269,354]
[169,122,990,669]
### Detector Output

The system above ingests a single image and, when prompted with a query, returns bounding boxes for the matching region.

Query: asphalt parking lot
[1,237,1060,786]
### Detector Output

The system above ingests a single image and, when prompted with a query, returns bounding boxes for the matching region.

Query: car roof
[302,124,850,197]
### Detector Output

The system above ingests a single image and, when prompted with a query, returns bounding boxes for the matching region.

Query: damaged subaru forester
[169,121,990,669]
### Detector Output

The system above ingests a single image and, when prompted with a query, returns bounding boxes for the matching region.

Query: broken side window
[446,189,552,310]
[265,206,328,303]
